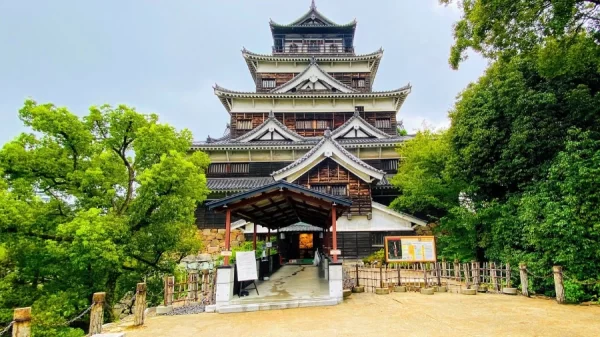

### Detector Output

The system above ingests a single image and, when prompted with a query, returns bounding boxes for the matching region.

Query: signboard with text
[384,236,437,263]
[236,251,259,282]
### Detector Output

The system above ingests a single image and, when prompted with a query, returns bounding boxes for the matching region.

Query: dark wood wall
[335,231,415,259]
[294,158,371,215]
[256,72,372,93]
[230,111,397,138]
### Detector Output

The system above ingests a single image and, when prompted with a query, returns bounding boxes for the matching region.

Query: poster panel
[236,251,259,282]
[384,236,437,263]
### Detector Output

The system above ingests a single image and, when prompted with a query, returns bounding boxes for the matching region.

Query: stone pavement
[106,291,600,337]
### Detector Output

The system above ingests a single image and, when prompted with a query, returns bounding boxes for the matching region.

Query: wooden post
[379,265,383,288]
[134,283,147,326]
[355,264,360,286]
[519,263,529,297]
[12,307,31,337]
[463,263,471,288]
[423,264,428,288]
[506,263,511,288]
[252,223,257,251]
[397,266,402,286]
[166,276,175,305]
[331,204,338,263]
[89,292,105,335]
[436,262,442,286]
[472,261,480,290]
[491,262,499,291]
[224,209,231,266]
[453,259,460,283]
[553,266,565,304]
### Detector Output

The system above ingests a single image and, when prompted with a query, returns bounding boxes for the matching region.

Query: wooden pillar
[331,204,338,263]
[553,266,565,304]
[252,223,257,251]
[224,209,231,266]
[472,261,479,290]
[453,259,460,283]
[267,227,271,257]
[519,263,529,297]
[134,283,147,326]
[89,292,105,335]
[12,307,31,337]
[506,263,512,288]
[491,262,499,291]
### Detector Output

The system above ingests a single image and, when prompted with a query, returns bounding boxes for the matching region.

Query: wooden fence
[343,261,566,301]
[163,269,216,307]
[1,284,149,337]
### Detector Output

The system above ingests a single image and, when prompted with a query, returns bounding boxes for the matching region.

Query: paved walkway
[108,292,600,337]
[231,265,329,303]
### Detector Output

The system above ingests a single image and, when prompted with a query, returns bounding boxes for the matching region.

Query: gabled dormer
[331,109,393,139]
[270,1,356,55]
[232,111,306,143]
[271,59,357,93]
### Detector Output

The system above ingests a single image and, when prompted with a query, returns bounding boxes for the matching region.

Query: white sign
[265,242,273,248]
[221,251,232,257]
[330,249,341,256]
[236,251,258,282]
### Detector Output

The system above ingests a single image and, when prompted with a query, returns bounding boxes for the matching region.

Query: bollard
[12,307,31,337]
[553,266,565,304]
[89,292,105,335]
[134,283,147,326]
[519,263,529,297]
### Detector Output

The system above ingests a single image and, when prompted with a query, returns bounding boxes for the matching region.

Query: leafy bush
[564,281,588,303]
[362,249,385,265]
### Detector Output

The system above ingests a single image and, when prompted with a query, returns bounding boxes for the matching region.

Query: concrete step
[215,297,340,314]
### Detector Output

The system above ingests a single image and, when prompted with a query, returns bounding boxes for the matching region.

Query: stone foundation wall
[200,228,246,255]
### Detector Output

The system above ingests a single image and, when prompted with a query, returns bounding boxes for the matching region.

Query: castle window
[295,120,332,130]
[289,43,298,53]
[381,159,399,171]
[329,44,338,53]
[310,185,347,196]
[262,79,276,88]
[237,119,253,130]
[208,163,249,174]
[353,78,366,88]
[372,233,385,247]
[307,40,320,52]
[375,118,391,129]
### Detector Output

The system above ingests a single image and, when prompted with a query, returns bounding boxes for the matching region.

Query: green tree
[440,0,600,69]
[0,100,210,336]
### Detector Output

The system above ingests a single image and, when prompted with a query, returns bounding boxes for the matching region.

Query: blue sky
[0,0,487,144]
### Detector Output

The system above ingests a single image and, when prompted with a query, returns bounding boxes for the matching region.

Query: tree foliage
[440,0,600,68]
[0,100,210,335]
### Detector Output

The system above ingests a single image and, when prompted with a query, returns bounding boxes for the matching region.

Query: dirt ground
[107,292,600,337]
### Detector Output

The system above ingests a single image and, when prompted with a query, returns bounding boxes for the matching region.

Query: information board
[384,236,437,263]
[236,251,258,282]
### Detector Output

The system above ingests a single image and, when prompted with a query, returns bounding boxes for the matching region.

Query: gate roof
[206,181,351,230]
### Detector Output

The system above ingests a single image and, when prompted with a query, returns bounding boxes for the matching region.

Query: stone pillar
[215,266,235,305]
[323,256,329,280]
[329,262,343,303]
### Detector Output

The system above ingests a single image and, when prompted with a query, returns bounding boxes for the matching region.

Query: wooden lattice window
[208,163,249,174]
[289,43,298,53]
[237,120,253,130]
[375,119,391,129]
[295,120,332,130]
[310,185,347,196]
[381,159,399,171]
[262,79,276,88]
[329,44,338,53]
[353,78,366,88]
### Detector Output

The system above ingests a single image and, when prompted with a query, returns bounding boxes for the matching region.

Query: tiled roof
[214,84,411,97]
[207,177,274,192]
[242,48,383,61]
[376,174,396,187]
[269,2,356,29]
[271,130,384,179]
[279,222,324,232]
[230,111,306,143]
[269,58,357,93]
[191,135,413,150]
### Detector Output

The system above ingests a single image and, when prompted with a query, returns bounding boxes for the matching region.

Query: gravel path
[106,292,600,337]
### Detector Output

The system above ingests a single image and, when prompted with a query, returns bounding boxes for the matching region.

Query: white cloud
[430,0,461,17]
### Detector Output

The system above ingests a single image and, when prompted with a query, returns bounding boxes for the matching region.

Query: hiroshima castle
[193,1,426,261]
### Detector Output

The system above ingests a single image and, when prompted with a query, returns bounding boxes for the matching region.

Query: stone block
[210,240,220,247]
[204,305,216,313]
[394,285,407,292]
[502,287,517,295]
[207,247,219,254]
[375,288,389,295]
[202,229,211,235]
[216,234,224,240]
[211,229,218,233]
[435,286,448,292]
[236,234,245,241]
[461,289,477,295]
[352,286,365,293]
[328,264,343,281]
[156,305,173,315]
[217,229,225,234]
[420,288,435,295]
[231,241,240,248]
[329,278,343,299]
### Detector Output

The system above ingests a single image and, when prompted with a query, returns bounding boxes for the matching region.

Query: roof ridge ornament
[354,107,360,116]
[324,127,332,138]
[268,110,275,118]
[311,0,317,10]
[310,56,317,65]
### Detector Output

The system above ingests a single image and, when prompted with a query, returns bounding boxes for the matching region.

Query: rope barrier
[0,321,14,336]
[526,269,554,280]
[34,304,94,328]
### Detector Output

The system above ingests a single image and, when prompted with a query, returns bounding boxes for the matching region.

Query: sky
[0,0,487,144]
